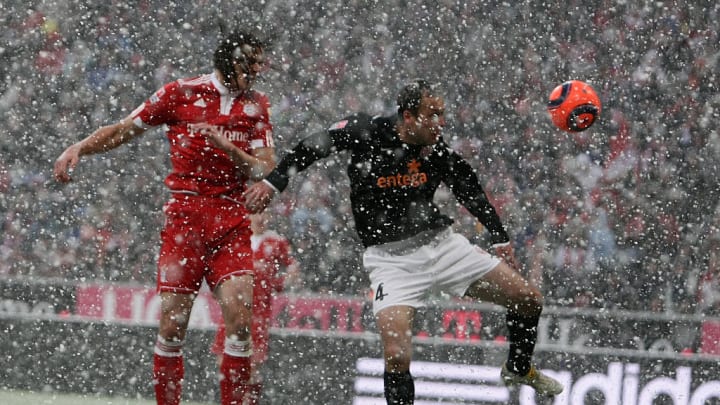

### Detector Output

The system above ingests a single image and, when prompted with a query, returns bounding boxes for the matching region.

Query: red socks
[153,336,255,405]
[219,337,252,405]
[153,337,184,405]
[244,383,263,404]
[220,354,251,404]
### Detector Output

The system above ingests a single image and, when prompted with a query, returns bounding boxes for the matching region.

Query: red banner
[701,320,720,355]
[75,285,222,327]
[73,285,370,333]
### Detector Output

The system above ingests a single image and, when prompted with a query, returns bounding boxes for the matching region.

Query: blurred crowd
[1,0,720,315]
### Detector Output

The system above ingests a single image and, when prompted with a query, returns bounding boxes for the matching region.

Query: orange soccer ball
[547,80,601,132]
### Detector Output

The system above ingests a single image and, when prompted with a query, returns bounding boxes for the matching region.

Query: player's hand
[243,181,276,213]
[494,243,520,271]
[205,129,235,152]
[53,144,81,183]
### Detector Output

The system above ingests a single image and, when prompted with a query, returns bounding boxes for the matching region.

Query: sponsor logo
[376,159,428,189]
[187,122,248,142]
[0,299,56,316]
[353,359,720,405]
[193,98,207,108]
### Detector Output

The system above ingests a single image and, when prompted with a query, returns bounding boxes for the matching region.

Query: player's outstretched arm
[53,117,145,183]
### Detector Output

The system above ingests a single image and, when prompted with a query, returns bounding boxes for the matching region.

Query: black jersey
[265,113,510,247]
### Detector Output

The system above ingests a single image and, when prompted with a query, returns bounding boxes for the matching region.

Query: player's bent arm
[206,131,276,180]
[443,155,510,245]
[54,117,145,182]
[245,147,276,181]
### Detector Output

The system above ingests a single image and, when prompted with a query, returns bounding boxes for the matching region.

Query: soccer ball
[547,80,601,132]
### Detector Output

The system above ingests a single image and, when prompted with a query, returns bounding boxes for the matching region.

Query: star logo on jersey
[193,98,207,108]
[407,159,421,174]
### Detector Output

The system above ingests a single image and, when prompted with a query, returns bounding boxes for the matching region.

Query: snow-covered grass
[0,389,214,405]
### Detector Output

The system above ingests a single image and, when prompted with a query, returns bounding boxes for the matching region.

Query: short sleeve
[130,82,178,129]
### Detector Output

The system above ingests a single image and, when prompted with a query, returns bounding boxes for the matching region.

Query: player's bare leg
[154,292,195,405]
[465,262,563,395]
[376,305,416,404]
[215,275,254,405]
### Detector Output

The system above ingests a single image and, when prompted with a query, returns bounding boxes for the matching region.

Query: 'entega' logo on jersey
[376,160,428,188]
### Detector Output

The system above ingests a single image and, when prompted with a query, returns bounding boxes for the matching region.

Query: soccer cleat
[501,363,563,396]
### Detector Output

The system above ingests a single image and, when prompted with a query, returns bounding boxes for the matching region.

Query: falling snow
[1,1,720,404]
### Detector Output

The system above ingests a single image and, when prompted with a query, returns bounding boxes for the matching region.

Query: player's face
[410,95,446,145]
[231,46,266,92]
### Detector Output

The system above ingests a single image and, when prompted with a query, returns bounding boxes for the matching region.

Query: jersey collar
[211,72,241,98]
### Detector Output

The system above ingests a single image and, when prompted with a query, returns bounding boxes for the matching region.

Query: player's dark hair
[397,79,438,117]
[213,29,266,84]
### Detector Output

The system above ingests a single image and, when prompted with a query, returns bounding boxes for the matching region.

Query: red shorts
[157,194,253,294]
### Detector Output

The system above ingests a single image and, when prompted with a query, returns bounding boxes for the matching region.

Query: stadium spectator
[698,239,720,316]
[0,0,717,317]
[211,211,302,404]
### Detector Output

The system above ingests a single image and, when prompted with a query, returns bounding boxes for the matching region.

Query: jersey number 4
[375,283,388,301]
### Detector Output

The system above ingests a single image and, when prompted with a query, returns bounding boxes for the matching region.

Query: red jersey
[130,73,274,196]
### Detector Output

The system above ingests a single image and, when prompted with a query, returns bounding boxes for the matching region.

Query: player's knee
[507,286,543,316]
[223,313,251,341]
[384,343,412,372]
[224,326,251,342]
[159,316,190,340]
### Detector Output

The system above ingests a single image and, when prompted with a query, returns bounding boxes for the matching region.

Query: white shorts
[363,227,501,315]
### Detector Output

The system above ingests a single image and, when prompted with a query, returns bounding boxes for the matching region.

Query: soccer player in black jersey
[242,80,563,403]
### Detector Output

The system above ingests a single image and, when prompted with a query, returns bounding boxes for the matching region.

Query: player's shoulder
[328,112,391,134]
[371,114,395,129]
[175,74,214,90]
[158,74,213,99]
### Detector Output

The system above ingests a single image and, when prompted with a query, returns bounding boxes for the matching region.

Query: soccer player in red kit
[54,30,275,405]
[211,211,301,404]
